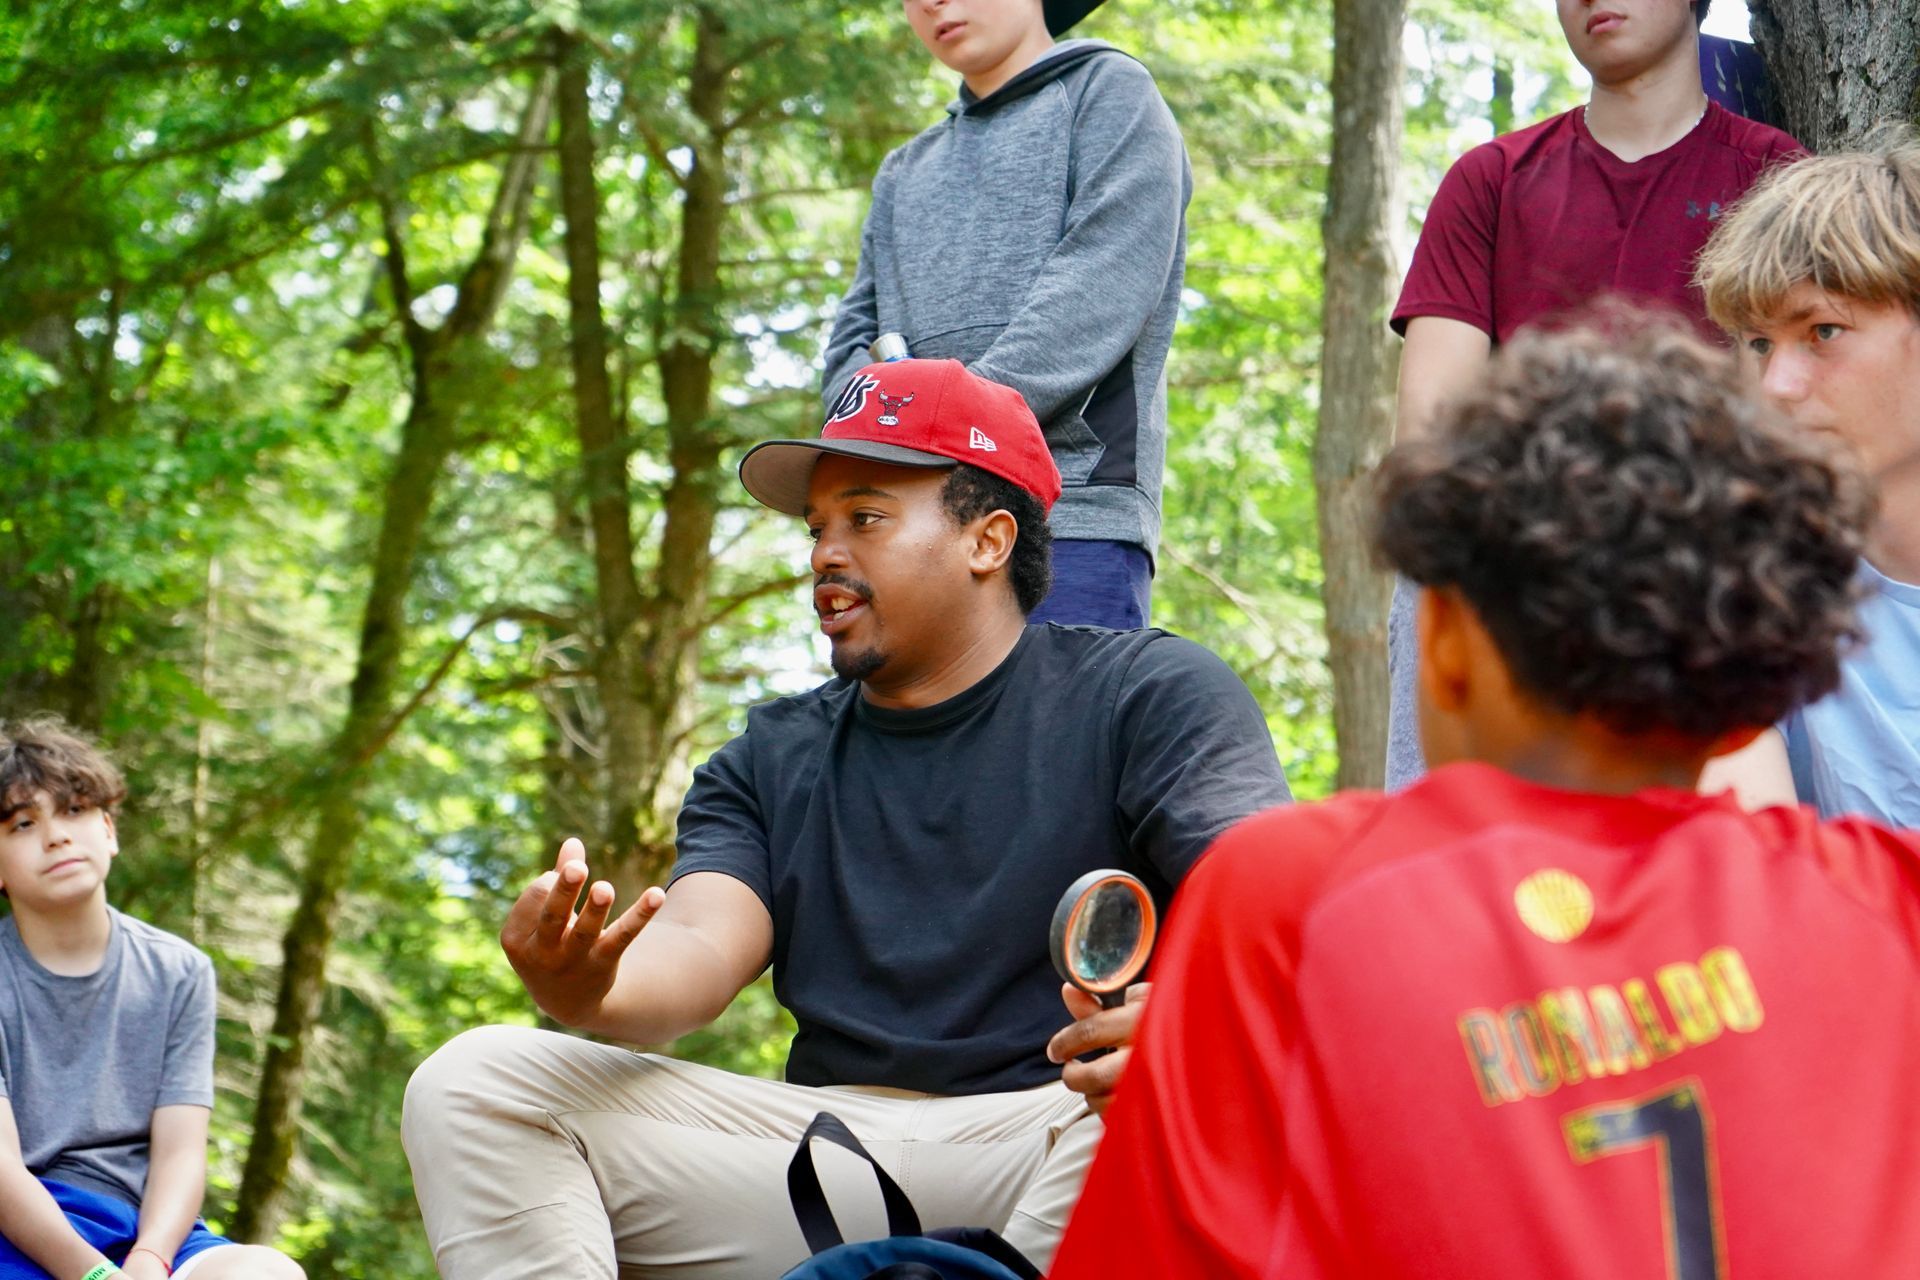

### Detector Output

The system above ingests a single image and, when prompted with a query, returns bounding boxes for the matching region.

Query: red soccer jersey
[1050,763,1920,1280]
[1392,103,1801,341]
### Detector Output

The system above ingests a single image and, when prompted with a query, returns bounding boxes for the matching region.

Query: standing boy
[1695,132,1920,826]
[823,0,1191,629]
[0,720,302,1280]
[1050,318,1920,1278]
[1385,0,1800,789]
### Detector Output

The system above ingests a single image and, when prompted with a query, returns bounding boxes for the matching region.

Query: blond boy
[1695,132,1920,826]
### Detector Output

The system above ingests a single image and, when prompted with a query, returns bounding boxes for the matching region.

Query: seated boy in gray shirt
[0,718,303,1280]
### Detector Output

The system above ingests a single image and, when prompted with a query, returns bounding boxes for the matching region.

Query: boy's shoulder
[1447,108,1579,184]
[109,908,215,979]
[1706,103,1803,166]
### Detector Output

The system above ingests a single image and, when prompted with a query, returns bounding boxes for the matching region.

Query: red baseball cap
[739,359,1063,515]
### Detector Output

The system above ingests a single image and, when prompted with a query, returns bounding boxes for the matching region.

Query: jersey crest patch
[1514,868,1593,943]
[826,375,880,426]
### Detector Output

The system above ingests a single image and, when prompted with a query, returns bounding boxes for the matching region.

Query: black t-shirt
[671,624,1292,1095]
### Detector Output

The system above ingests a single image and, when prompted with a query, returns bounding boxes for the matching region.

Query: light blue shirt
[1785,560,1920,828]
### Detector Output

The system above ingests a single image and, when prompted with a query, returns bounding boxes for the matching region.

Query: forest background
[0,1,1895,1275]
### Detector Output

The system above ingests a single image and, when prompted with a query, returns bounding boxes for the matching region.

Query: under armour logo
[969,427,998,452]
[826,375,879,425]
[876,391,915,427]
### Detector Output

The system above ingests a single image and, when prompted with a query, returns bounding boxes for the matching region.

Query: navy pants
[1028,539,1152,630]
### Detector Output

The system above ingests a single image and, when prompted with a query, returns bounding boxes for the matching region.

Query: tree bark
[549,7,734,900]
[228,72,554,1241]
[1748,0,1920,150]
[62,584,109,733]
[633,6,731,877]
[553,27,653,897]
[1314,0,1406,791]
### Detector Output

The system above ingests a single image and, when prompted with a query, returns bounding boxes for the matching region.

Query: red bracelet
[126,1246,173,1276]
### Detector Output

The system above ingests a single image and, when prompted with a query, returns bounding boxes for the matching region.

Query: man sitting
[401,359,1290,1278]
[1051,317,1920,1278]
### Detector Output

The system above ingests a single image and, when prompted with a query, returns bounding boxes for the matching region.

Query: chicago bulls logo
[876,391,915,427]
[826,375,880,426]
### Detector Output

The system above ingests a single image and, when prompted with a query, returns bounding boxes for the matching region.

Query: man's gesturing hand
[1046,982,1150,1116]
[501,837,665,1029]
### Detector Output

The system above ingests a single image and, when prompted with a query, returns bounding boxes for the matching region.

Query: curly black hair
[1374,313,1871,740]
[940,464,1054,614]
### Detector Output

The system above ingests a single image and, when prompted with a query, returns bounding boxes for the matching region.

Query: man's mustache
[815,573,874,602]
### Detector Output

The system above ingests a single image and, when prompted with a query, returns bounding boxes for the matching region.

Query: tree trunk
[1314,0,1406,792]
[549,8,733,900]
[1748,1,1920,150]
[553,27,654,901]
[228,73,554,1241]
[632,6,731,883]
[62,584,109,733]
[1491,58,1515,136]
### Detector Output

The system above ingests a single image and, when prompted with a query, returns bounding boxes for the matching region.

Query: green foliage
[0,0,1581,1270]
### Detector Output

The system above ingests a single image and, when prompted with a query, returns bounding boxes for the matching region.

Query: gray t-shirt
[0,908,215,1205]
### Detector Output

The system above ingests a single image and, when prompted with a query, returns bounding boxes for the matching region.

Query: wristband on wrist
[80,1264,120,1280]
[127,1247,174,1275]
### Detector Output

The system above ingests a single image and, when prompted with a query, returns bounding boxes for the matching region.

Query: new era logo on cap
[736,359,1063,517]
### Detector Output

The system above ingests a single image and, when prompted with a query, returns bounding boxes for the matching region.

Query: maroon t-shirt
[1393,102,1801,341]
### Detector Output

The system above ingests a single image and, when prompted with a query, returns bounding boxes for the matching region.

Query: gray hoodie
[823,39,1192,554]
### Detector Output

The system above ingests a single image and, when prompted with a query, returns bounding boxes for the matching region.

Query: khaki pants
[402,1025,1101,1279]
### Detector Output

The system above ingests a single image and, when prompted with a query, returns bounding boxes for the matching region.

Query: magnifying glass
[1049,869,1158,1009]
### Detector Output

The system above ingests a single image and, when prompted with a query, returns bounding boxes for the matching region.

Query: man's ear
[967,509,1019,579]
[102,809,119,859]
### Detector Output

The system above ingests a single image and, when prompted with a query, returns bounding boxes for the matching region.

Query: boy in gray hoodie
[823,0,1191,629]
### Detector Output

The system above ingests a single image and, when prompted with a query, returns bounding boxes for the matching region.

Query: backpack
[777,1111,1042,1280]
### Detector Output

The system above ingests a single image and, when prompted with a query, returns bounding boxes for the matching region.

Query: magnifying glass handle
[1099,989,1126,1011]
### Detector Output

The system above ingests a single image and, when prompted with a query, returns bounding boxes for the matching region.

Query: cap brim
[738,439,959,516]
[1044,0,1105,34]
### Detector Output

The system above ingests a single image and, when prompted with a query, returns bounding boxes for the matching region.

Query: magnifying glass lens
[1073,888,1143,986]
[1050,870,1158,1010]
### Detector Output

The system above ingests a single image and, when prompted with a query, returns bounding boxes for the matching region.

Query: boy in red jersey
[1048,317,1920,1279]
[1386,0,1802,792]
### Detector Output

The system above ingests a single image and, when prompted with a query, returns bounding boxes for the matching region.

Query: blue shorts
[1027,538,1153,630]
[0,1179,232,1279]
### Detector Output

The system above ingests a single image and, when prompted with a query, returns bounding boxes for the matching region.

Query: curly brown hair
[0,716,128,821]
[1374,314,1871,740]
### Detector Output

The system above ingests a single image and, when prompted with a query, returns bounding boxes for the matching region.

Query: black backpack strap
[787,1111,924,1256]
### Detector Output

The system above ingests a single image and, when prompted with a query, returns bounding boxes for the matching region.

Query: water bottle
[869,333,910,363]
